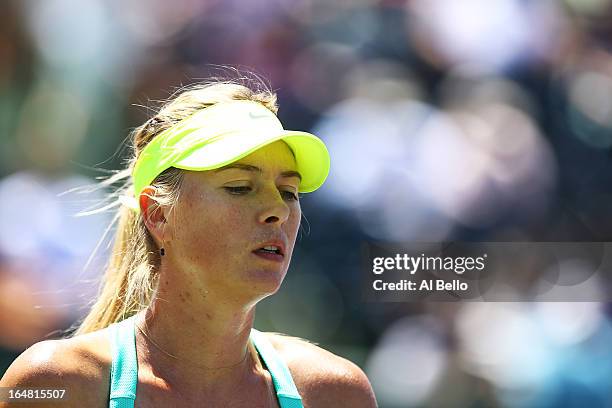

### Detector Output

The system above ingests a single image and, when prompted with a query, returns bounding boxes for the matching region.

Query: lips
[253,240,285,255]
[252,240,286,262]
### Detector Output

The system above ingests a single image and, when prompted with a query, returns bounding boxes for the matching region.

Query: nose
[257,186,291,225]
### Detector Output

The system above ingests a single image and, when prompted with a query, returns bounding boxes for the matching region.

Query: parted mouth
[252,241,285,257]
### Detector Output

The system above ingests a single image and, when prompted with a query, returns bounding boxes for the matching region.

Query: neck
[134,274,263,394]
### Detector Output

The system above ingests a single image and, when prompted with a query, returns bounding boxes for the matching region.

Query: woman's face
[166,141,302,301]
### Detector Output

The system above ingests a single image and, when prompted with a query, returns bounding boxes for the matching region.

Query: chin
[246,267,287,294]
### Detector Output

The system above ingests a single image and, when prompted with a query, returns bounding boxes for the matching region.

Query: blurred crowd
[1,0,612,406]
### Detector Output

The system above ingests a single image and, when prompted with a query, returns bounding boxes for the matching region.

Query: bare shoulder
[263,332,378,408]
[0,329,111,408]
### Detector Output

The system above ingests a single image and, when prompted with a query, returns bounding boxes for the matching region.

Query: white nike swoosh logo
[249,112,269,120]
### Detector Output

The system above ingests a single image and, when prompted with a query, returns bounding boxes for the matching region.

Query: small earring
[160,247,165,256]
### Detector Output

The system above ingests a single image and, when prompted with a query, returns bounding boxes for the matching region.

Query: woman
[0,79,378,407]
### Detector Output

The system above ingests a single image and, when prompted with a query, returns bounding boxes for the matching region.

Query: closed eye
[224,186,252,195]
[224,186,298,201]
[281,190,299,201]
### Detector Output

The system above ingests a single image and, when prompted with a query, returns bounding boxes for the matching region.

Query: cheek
[284,211,301,247]
[173,199,248,259]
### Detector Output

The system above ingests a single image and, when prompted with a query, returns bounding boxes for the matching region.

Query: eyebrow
[214,163,302,181]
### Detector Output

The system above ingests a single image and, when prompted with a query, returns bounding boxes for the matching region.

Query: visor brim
[173,130,330,193]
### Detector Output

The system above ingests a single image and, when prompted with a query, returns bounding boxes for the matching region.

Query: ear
[139,186,168,244]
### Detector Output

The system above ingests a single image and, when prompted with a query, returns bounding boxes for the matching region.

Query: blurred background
[1,0,612,406]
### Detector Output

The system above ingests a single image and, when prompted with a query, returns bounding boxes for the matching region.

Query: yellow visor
[129,100,330,212]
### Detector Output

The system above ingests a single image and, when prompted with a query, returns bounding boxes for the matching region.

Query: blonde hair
[75,77,278,335]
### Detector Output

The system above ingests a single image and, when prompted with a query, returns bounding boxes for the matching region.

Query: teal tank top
[108,316,304,408]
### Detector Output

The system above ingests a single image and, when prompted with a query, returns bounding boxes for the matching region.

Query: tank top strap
[250,329,304,408]
[107,317,303,408]
[108,316,138,408]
